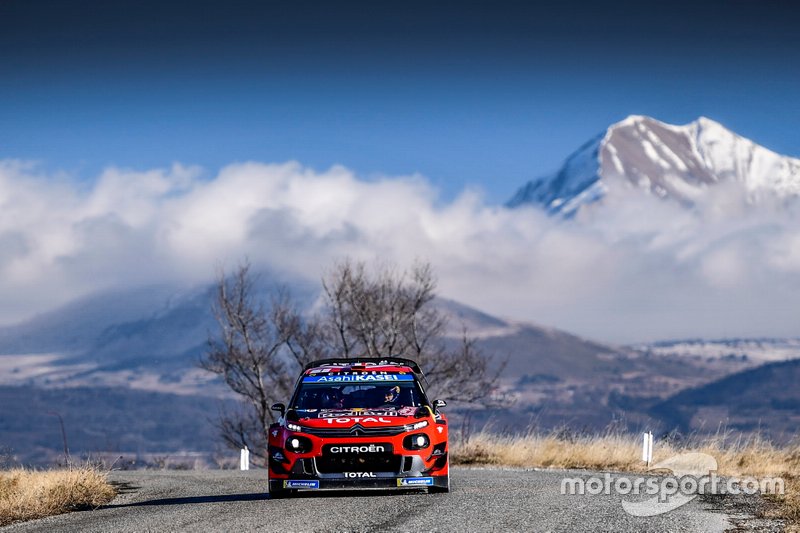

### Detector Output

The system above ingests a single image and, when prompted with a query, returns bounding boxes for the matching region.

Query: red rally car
[267,357,450,497]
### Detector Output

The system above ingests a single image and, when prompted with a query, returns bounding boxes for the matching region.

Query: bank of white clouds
[0,159,798,342]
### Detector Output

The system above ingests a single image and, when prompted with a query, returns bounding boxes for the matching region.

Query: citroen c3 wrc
[267,358,450,497]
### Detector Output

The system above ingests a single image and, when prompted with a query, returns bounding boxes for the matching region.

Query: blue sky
[1,0,799,203]
[1,1,800,340]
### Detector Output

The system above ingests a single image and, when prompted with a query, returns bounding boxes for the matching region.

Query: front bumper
[268,428,449,493]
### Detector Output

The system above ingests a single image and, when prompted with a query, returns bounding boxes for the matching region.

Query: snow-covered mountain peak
[510,115,800,214]
[694,115,722,128]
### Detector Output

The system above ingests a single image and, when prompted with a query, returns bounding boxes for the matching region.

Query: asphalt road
[3,468,752,532]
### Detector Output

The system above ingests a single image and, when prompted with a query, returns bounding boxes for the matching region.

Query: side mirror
[433,399,447,409]
[271,403,286,416]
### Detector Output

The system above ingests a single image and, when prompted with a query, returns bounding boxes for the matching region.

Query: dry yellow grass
[452,431,645,471]
[781,478,800,533]
[0,467,116,527]
[452,430,800,529]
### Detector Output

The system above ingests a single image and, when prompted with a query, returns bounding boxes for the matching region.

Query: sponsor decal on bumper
[397,477,434,487]
[284,480,320,489]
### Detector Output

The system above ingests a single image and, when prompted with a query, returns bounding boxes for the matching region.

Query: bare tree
[202,258,502,457]
[201,262,325,457]
[319,260,500,401]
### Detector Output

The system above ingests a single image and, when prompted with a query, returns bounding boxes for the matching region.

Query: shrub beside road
[0,467,115,527]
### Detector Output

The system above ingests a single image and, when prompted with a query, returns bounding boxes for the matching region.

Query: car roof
[302,357,423,375]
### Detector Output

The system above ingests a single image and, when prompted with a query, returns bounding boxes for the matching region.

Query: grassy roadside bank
[0,468,116,527]
[451,431,799,531]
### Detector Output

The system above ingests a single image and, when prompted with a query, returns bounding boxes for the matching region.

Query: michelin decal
[397,477,434,487]
[283,480,320,489]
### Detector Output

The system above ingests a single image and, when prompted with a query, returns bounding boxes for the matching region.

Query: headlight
[403,433,430,450]
[405,420,428,431]
[285,435,312,453]
[287,422,302,432]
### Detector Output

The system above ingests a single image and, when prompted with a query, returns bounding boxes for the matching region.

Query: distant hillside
[0,277,318,394]
[475,324,619,380]
[0,385,238,466]
[436,297,624,380]
[0,284,629,395]
[650,358,800,440]
[2,282,791,461]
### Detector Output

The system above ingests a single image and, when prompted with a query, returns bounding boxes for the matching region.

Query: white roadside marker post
[641,432,653,467]
[240,446,250,471]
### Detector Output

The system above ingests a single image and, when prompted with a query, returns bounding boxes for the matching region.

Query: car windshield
[292,381,424,410]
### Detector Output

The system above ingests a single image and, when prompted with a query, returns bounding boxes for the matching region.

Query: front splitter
[270,475,447,492]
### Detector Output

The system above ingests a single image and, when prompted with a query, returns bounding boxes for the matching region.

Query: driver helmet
[384,385,401,404]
